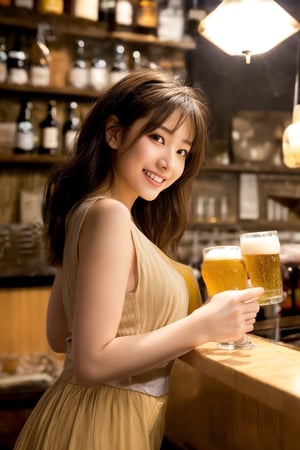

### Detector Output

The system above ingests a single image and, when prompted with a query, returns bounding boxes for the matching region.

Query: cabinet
[0,4,195,222]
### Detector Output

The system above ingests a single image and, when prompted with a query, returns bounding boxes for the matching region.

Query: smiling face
[106,109,194,208]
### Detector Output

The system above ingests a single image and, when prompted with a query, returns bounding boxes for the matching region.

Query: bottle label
[73,0,98,20]
[16,131,34,151]
[64,130,77,153]
[14,0,34,8]
[7,68,28,85]
[69,67,89,89]
[110,70,129,86]
[38,0,63,14]
[30,66,50,87]
[89,67,109,90]
[116,1,133,26]
[42,127,59,149]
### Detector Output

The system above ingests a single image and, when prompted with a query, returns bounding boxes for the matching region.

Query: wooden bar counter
[165,335,300,450]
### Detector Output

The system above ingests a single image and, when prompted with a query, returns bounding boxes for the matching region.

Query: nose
[157,150,175,172]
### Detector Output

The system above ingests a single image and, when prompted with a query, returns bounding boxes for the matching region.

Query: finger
[239,287,264,303]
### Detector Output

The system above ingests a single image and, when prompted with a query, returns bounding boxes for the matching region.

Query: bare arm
[46,269,69,353]
[70,198,262,386]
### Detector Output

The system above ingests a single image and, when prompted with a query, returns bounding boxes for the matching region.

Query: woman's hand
[192,287,262,345]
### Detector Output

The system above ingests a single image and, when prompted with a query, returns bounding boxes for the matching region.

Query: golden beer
[240,231,283,305]
[202,246,248,297]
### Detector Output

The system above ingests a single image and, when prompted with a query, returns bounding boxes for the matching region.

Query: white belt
[105,374,170,397]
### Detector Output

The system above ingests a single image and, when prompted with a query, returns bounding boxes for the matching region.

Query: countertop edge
[181,334,300,420]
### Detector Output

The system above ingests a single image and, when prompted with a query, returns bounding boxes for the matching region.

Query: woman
[14,69,261,450]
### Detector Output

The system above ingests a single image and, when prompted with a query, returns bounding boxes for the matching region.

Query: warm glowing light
[198,0,300,63]
[282,105,300,168]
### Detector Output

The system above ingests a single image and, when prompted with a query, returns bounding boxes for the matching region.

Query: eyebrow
[159,125,193,147]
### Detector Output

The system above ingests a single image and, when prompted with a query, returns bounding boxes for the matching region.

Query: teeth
[143,170,164,183]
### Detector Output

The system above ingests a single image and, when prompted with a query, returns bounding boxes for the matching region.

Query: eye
[150,134,164,144]
[177,148,190,158]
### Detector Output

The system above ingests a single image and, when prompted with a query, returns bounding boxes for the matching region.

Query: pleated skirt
[14,369,168,450]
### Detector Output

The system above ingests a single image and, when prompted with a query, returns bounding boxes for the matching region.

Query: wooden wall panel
[0,286,53,355]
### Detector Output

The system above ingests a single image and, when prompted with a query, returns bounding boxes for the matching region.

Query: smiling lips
[143,169,165,184]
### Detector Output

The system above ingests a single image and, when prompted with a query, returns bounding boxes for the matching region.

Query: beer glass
[240,230,283,306]
[201,245,253,350]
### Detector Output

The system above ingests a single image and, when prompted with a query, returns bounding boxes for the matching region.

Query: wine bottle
[39,100,59,155]
[36,0,63,14]
[7,33,28,85]
[135,0,157,36]
[14,100,35,154]
[157,0,184,41]
[110,43,129,85]
[29,24,51,87]
[63,101,80,154]
[90,57,108,90]
[69,39,89,89]
[115,0,137,32]
[98,0,116,32]
[0,35,7,83]
[71,0,99,21]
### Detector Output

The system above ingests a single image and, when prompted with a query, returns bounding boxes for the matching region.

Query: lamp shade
[198,0,300,63]
[282,105,300,168]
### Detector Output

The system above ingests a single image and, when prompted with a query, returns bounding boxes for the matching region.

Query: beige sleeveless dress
[14,197,191,450]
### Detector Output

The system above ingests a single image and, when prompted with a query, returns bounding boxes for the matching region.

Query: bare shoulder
[82,198,132,236]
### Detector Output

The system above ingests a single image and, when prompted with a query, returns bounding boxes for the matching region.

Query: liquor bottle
[115,0,137,32]
[71,0,98,21]
[0,36,7,83]
[185,0,205,37]
[98,0,116,32]
[69,39,89,89]
[29,24,51,87]
[110,43,129,85]
[36,0,63,14]
[63,101,80,154]
[157,0,184,41]
[14,100,34,154]
[7,33,28,85]
[14,0,34,8]
[90,57,109,90]
[39,100,59,155]
[135,0,157,36]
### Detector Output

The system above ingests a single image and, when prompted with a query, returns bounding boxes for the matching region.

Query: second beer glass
[201,245,252,350]
[240,230,283,306]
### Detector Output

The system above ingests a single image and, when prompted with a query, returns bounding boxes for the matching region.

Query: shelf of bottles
[0,2,196,49]
[0,1,201,160]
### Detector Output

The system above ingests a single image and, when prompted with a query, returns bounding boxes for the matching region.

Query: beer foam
[240,235,280,255]
[204,247,242,260]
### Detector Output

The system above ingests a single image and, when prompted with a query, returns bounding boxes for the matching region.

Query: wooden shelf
[0,5,196,50]
[0,82,99,100]
[203,161,300,175]
[0,152,66,166]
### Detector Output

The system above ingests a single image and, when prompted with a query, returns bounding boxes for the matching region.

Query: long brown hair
[43,69,208,266]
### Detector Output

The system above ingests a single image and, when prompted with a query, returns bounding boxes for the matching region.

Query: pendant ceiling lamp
[198,0,300,63]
